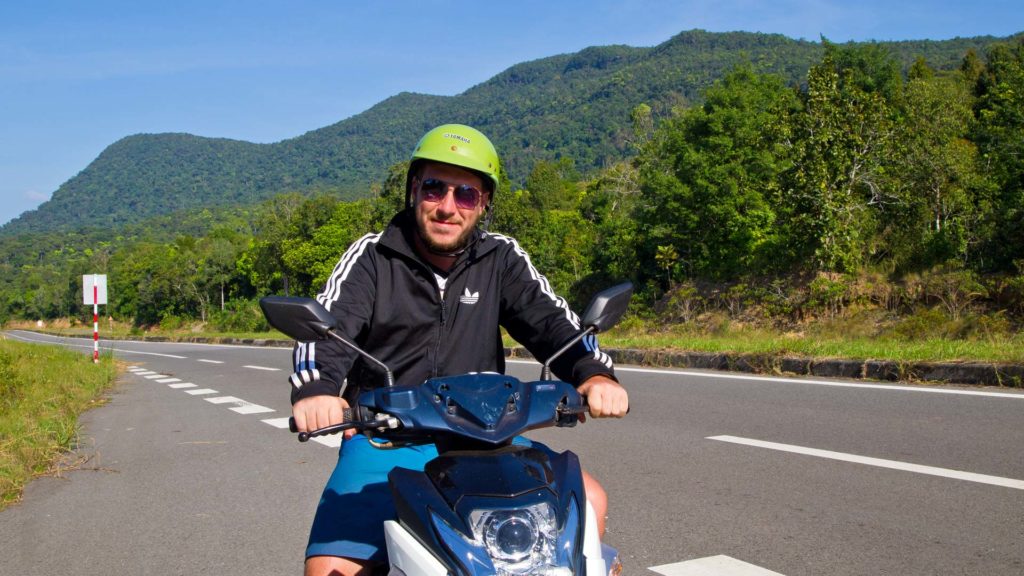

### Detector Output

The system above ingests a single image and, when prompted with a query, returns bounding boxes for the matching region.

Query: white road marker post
[83,274,108,364]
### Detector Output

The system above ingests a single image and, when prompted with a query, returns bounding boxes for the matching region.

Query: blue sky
[1,1,1021,227]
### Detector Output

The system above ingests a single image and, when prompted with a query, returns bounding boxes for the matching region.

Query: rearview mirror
[259,296,337,342]
[580,282,633,333]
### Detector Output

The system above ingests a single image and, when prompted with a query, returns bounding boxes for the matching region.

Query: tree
[280,199,374,296]
[369,162,410,230]
[786,46,900,272]
[637,62,800,280]
[525,158,581,212]
[579,162,642,286]
[973,39,1024,271]
[238,193,336,295]
[892,71,992,267]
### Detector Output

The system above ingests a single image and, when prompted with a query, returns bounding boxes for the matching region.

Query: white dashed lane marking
[709,435,1024,490]
[649,555,785,575]
[261,417,340,447]
[131,367,342,448]
[312,435,342,448]
[205,396,275,415]
[198,359,224,364]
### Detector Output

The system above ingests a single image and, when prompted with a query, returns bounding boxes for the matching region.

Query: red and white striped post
[83,274,106,364]
[93,276,99,363]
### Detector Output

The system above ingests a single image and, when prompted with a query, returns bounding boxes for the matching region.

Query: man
[289,124,628,576]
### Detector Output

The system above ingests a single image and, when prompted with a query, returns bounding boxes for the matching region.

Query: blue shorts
[306,434,555,563]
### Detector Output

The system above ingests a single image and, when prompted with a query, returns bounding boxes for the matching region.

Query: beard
[418,220,477,255]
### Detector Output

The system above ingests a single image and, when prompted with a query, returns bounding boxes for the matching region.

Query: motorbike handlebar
[288,408,357,442]
[557,395,631,419]
[287,390,627,443]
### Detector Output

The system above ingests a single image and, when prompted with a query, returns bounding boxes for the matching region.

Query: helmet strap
[481,202,494,231]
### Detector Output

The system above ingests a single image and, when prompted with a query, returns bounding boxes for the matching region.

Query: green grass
[0,338,118,510]
[42,325,287,342]
[594,325,1024,364]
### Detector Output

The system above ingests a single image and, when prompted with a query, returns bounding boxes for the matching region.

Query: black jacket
[289,209,616,405]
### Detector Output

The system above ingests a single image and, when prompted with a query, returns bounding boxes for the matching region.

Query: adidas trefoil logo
[460,287,480,305]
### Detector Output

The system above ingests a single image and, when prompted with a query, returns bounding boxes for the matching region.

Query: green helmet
[408,124,501,196]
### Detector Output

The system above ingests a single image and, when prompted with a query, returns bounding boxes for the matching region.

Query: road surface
[1,330,1022,575]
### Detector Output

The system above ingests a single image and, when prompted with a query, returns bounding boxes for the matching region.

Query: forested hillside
[2,30,1013,236]
[3,31,1024,347]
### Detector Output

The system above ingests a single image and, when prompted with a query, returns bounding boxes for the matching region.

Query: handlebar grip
[288,408,355,442]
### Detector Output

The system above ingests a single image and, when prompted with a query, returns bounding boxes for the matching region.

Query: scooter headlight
[467,503,567,575]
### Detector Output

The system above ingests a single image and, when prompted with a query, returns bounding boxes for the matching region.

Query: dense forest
[2,34,1023,340]
[1,30,1012,237]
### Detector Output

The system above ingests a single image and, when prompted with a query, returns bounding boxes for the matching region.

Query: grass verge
[0,338,118,510]
[596,327,1024,364]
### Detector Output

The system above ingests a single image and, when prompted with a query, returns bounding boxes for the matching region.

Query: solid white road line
[168,383,197,389]
[708,435,1024,490]
[4,331,190,358]
[262,417,291,429]
[506,360,1024,399]
[186,388,219,395]
[197,359,224,364]
[243,365,280,371]
[649,555,785,575]
[13,330,1021,400]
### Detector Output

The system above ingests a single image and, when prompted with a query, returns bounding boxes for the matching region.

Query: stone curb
[36,333,1024,388]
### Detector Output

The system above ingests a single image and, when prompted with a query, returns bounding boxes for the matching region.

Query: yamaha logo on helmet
[443,133,471,144]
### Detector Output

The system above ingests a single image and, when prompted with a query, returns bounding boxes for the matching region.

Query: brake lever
[288,408,354,442]
[288,410,400,442]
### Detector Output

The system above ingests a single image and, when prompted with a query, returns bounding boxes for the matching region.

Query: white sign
[83,274,108,305]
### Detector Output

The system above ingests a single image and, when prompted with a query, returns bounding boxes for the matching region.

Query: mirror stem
[327,330,395,387]
[540,326,596,381]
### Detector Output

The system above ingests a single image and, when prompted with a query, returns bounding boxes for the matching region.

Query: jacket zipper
[432,293,447,378]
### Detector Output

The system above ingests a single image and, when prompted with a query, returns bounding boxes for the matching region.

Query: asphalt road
[1,330,1022,575]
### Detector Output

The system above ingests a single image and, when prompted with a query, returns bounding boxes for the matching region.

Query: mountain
[3,29,1016,236]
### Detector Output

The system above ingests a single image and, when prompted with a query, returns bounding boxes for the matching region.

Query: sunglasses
[418,178,484,210]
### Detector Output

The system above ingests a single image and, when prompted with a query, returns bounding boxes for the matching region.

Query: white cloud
[25,189,50,202]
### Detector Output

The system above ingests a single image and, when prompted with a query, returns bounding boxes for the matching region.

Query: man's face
[412,162,489,254]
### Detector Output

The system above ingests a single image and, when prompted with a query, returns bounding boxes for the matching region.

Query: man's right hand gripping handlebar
[290,395,355,442]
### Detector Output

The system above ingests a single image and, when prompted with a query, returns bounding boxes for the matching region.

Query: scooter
[259,282,632,576]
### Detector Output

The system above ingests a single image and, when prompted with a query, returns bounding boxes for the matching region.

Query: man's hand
[576,375,628,418]
[292,395,354,439]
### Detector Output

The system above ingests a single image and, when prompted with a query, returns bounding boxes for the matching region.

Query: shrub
[208,299,269,333]
[807,274,849,318]
[969,312,1013,341]
[922,265,986,321]
[886,307,951,340]
[660,282,703,323]
[158,314,188,331]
